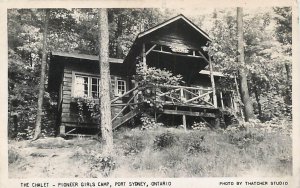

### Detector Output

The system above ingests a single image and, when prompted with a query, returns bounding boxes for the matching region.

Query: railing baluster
[111,85,139,104]
[180,88,184,102]
[111,91,139,122]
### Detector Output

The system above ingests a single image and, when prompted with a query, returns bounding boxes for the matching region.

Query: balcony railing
[109,84,215,123]
[147,84,214,107]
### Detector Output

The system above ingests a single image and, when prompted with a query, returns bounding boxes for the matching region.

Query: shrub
[162,147,185,169]
[140,116,163,130]
[90,155,116,177]
[136,64,184,86]
[153,132,178,150]
[71,97,100,123]
[183,156,205,176]
[225,126,264,149]
[191,121,210,131]
[187,139,210,154]
[8,147,22,164]
[123,141,144,156]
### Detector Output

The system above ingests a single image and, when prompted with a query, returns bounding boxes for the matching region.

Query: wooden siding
[143,20,207,51]
[60,61,130,127]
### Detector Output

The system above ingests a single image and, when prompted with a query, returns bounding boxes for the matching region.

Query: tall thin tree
[237,7,254,121]
[33,9,50,140]
[98,9,113,154]
[273,7,292,105]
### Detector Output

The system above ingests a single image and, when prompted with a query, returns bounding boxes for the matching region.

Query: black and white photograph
[2,0,299,187]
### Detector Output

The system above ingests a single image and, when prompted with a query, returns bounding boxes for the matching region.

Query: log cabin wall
[59,58,130,134]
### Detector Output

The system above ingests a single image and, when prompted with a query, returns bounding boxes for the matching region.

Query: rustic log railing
[109,83,215,130]
[152,84,214,107]
[110,85,142,129]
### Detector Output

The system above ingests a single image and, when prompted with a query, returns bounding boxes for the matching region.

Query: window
[74,74,100,98]
[91,78,100,98]
[73,73,127,98]
[116,79,126,96]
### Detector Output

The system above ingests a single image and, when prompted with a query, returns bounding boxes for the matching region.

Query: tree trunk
[115,15,123,58]
[237,7,254,122]
[285,63,292,105]
[98,9,113,155]
[253,86,262,119]
[32,9,50,140]
[209,56,217,108]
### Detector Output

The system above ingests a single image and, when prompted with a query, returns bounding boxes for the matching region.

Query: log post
[180,88,184,102]
[182,115,187,132]
[230,91,236,112]
[220,91,224,109]
[131,78,138,103]
[59,125,65,136]
[209,56,217,108]
[142,43,146,69]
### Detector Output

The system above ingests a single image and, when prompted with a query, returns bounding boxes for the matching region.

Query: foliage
[8,147,23,164]
[7,8,292,138]
[273,7,292,108]
[226,127,264,149]
[207,8,292,121]
[122,141,144,156]
[191,121,210,130]
[140,116,163,130]
[115,129,150,156]
[8,52,57,139]
[153,132,178,150]
[273,7,292,51]
[225,119,291,149]
[7,8,168,138]
[136,63,184,86]
[9,125,292,178]
[8,9,73,139]
[90,155,116,177]
[72,97,99,123]
[136,63,184,116]
[186,138,210,154]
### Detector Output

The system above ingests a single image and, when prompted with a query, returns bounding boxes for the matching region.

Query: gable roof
[123,14,211,71]
[137,14,211,41]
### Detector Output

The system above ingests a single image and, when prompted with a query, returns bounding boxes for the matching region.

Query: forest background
[7,7,292,139]
[3,4,297,180]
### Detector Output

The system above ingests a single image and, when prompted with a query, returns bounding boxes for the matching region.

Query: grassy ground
[8,123,292,178]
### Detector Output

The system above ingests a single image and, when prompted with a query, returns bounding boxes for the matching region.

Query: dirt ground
[8,138,100,178]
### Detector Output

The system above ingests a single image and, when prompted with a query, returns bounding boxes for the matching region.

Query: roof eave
[51,51,124,64]
[137,14,211,42]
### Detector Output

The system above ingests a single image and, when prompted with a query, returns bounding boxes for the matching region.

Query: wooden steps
[112,107,141,130]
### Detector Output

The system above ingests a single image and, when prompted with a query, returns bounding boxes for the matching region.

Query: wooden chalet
[48,14,241,136]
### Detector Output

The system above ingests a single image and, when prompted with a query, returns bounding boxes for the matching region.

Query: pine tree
[237,7,254,121]
[33,9,50,140]
[98,8,113,154]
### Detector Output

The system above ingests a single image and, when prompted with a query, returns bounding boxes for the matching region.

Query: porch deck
[110,84,222,130]
[61,83,230,136]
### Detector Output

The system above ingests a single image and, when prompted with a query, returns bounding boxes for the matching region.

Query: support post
[131,79,138,103]
[230,92,235,111]
[182,115,187,132]
[209,56,217,108]
[59,125,65,136]
[220,91,224,109]
[180,88,184,102]
[142,43,147,69]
